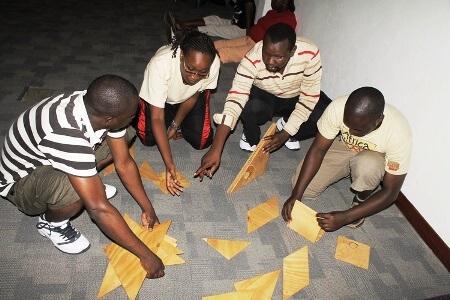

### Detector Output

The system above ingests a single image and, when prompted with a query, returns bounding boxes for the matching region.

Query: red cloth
[248,10,297,43]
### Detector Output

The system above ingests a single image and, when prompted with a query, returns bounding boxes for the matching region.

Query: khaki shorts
[4,128,136,215]
[292,138,385,199]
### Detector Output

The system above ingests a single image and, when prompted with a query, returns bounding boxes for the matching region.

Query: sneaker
[346,195,365,228]
[36,215,90,254]
[104,184,117,199]
[239,133,256,152]
[276,118,300,150]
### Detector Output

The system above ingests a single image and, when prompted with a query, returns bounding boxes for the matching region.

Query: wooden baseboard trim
[395,192,450,271]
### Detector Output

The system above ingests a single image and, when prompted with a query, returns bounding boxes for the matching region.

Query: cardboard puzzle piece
[102,145,136,176]
[335,235,370,269]
[247,196,279,233]
[283,246,309,300]
[202,238,250,260]
[98,216,184,299]
[227,123,277,193]
[234,270,280,300]
[287,201,325,243]
[139,160,190,194]
[202,291,254,300]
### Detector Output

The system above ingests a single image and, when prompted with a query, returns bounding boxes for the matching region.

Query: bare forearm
[211,124,231,153]
[116,160,153,212]
[291,148,326,200]
[174,95,198,125]
[88,203,154,258]
[345,189,399,221]
[152,119,174,167]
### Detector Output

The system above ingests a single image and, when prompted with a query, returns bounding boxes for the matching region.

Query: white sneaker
[239,133,256,152]
[276,118,300,150]
[104,184,117,199]
[36,215,90,254]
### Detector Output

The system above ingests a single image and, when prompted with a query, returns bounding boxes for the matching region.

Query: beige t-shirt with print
[317,95,412,175]
[139,45,220,108]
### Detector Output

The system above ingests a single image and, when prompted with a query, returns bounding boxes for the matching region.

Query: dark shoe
[346,195,365,228]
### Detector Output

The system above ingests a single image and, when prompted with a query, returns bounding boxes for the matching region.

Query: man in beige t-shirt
[282,87,412,231]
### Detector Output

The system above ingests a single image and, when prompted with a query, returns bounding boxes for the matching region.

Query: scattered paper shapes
[247,196,279,233]
[335,235,370,269]
[227,123,277,193]
[287,201,324,243]
[202,238,250,260]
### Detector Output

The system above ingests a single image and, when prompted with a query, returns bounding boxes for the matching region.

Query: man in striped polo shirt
[195,23,330,179]
[0,75,165,279]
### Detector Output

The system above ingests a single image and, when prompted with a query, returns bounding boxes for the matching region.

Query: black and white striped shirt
[0,91,125,197]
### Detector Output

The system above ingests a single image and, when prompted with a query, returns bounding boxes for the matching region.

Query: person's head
[84,74,139,131]
[344,87,385,137]
[262,23,297,73]
[171,30,217,86]
[271,0,295,12]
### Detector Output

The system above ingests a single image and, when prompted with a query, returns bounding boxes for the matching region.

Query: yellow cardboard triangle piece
[104,242,146,300]
[163,235,178,247]
[247,196,280,233]
[202,291,254,300]
[97,263,121,299]
[139,161,190,194]
[163,253,186,266]
[102,145,136,176]
[140,220,172,252]
[203,238,250,260]
[287,201,325,243]
[227,123,277,193]
[156,239,185,265]
[234,270,280,300]
[335,236,370,269]
[283,246,309,300]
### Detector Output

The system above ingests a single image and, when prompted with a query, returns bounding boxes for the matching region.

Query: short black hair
[345,87,385,119]
[85,74,138,117]
[170,29,217,60]
[265,23,296,50]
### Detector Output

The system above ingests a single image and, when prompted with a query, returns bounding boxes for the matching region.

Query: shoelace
[36,222,80,242]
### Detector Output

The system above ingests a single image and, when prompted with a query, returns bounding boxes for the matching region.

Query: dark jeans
[240,86,332,146]
[134,90,213,150]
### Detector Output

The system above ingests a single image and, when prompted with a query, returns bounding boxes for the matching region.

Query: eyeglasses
[182,59,209,79]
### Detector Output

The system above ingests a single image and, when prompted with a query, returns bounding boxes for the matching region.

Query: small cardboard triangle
[139,160,190,194]
[287,201,325,243]
[227,123,277,193]
[247,196,280,233]
[283,246,309,300]
[97,264,122,299]
[202,291,254,300]
[335,236,370,269]
[203,238,250,260]
[102,145,136,176]
[234,270,280,299]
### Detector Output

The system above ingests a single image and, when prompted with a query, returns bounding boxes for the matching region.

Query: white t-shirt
[139,45,220,108]
[317,95,412,175]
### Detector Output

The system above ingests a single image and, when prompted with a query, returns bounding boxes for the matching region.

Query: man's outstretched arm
[316,172,406,231]
[106,135,159,228]
[281,133,333,221]
[68,174,165,278]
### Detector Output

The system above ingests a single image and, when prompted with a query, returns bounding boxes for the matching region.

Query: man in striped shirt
[195,23,330,179]
[0,75,165,279]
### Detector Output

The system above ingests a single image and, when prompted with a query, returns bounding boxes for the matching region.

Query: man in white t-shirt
[134,30,220,196]
[282,87,412,231]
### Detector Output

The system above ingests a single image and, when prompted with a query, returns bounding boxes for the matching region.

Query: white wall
[293,0,450,245]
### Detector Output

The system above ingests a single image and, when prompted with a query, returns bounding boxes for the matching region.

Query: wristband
[170,120,179,130]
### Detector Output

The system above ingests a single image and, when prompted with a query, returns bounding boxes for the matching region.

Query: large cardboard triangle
[287,201,325,243]
[247,196,279,233]
[202,291,254,300]
[335,235,370,269]
[97,264,122,299]
[234,270,280,299]
[139,160,190,194]
[103,145,136,176]
[283,246,309,300]
[227,123,277,193]
[100,217,172,300]
[202,238,250,260]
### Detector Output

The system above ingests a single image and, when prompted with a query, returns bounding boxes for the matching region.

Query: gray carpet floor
[0,0,449,299]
